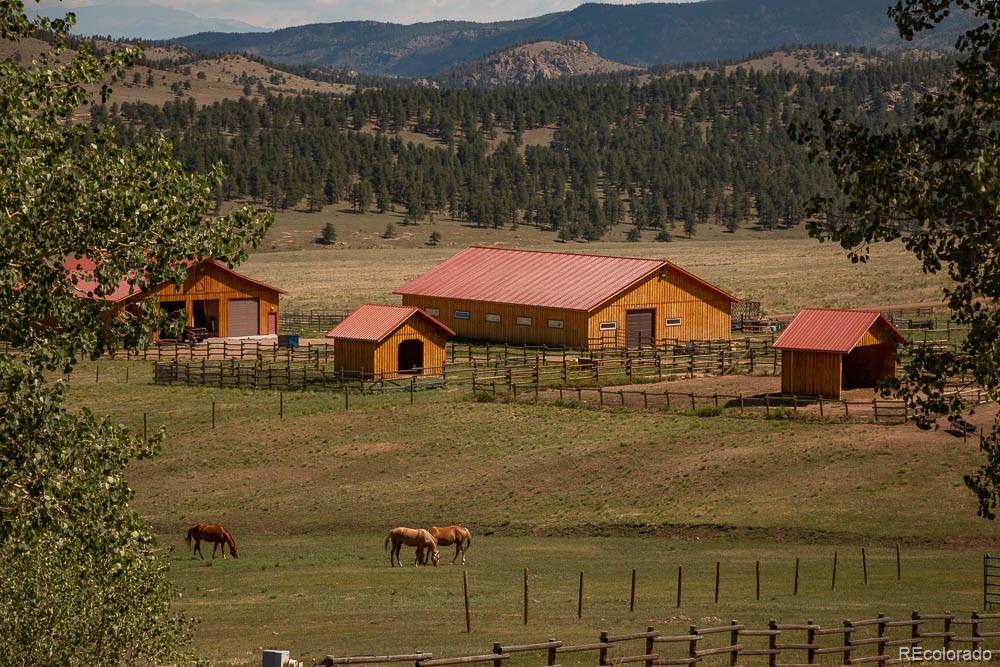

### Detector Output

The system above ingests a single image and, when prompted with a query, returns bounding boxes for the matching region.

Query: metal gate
[986,554,1000,610]
[626,309,655,348]
[227,298,259,337]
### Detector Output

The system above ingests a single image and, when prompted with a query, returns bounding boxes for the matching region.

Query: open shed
[326,304,455,380]
[772,308,906,399]
[66,257,284,339]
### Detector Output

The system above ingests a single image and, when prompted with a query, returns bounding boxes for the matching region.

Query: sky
[33,0,703,28]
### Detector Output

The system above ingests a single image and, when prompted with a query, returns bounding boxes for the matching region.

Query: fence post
[730,620,740,667]
[492,643,502,667]
[523,567,529,625]
[896,544,901,581]
[143,412,147,443]
[578,571,584,618]
[843,620,853,666]
[807,619,816,666]
[715,561,720,603]
[548,640,558,667]
[972,611,982,651]
[832,550,838,590]
[944,612,952,650]
[676,565,683,608]
[600,631,610,666]
[690,393,696,411]
[765,394,771,416]
[630,568,636,612]
[279,391,284,419]
[911,610,920,647]
[872,398,878,424]
[756,560,760,600]
[862,547,868,585]
[688,626,699,667]
[794,557,800,595]
[876,614,887,667]
[464,571,472,633]
[768,620,778,667]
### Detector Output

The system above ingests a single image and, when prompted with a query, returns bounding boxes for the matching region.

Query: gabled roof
[325,304,456,342]
[64,257,285,302]
[772,308,906,353]
[394,246,738,312]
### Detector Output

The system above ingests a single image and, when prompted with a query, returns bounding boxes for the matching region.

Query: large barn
[66,257,284,339]
[394,246,738,349]
[326,304,454,379]
[772,308,906,399]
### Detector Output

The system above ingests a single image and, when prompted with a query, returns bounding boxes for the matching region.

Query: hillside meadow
[63,359,999,664]
[237,207,947,316]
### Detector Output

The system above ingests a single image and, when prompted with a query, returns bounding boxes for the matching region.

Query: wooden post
[548,640,558,667]
[344,383,349,410]
[600,631,610,666]
[630,568,636,612]
[739,393,744,415]
[463,570,471,633]
[279,391,284,419]
[95,365,100,384]
[872,398,878,424]
[832,551,838,590]
[862,547,868,585]
[143,412,147,443]
[688,626,698,667]
[493,643,502,667]
[755,560,760,600]
[793,557,800,596]
[523,567,528,625]
[578,571,584,618]
[730,620,740,667]
[876,614,887,667]
[972,611,982,651]
[792,395,798,413]
[944,612,952,650]
[676,565,683,608]
[896,544,901,581]
[645,627,656,667]
[690,393,696,410]
[212,401,216,429]
[715,561,720,603]
[843,620,853,666]
[125,364,129,384]
[765,394,771,416]
[806,619,816,666]
[768,620,778,667]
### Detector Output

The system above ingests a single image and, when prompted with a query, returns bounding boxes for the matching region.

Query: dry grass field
[62,360,999,664]
[237,207,947,316]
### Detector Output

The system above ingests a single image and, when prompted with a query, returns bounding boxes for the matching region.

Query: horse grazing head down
[419,529,440,566]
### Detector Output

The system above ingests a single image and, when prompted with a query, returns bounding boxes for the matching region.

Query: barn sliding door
[626,309,655,348]
[227,298,259,337]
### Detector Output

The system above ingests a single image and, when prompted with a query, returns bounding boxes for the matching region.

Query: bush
[692,405,723,417]
[320,222,336,245]
[382,222,397,239]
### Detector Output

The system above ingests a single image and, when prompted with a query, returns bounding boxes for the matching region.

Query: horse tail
[185,527,194,545]
[464,529,471,550]
[384,532,391,551]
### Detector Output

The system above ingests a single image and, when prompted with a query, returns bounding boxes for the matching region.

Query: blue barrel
[277,334,300,348]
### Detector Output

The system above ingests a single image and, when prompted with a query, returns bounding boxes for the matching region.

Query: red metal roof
[325,304,456,342]
[64,257,285,302]
[394,246,738,311]
[772,308,906,353]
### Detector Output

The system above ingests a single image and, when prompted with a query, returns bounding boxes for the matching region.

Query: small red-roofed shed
[772,308,906,399]
[326,304,455,379]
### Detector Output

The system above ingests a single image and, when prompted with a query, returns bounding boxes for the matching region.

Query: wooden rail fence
[299,611,999,667]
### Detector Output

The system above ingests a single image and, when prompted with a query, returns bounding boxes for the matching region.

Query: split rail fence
[302,611,1000,667]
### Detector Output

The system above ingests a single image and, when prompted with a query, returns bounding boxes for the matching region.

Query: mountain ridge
[172,0,969,77]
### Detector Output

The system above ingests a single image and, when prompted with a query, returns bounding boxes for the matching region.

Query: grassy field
[236,206,947,315]
[62,359,998,664]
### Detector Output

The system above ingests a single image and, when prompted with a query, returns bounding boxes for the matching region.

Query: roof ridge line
[466,244,669,264]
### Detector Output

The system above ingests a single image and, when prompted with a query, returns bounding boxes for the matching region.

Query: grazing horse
[428,525,472,565]
[384,527,439,567]
[186,523,239,560]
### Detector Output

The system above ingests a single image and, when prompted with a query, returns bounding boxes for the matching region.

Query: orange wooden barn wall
[122,263,280,337]
[401,268,732,349]
[335,317,448,379]
[781,349,843,399]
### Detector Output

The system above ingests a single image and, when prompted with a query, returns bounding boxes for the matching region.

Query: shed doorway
[398,339,424,375]
[626,309,655,348]
[227,298,259,337]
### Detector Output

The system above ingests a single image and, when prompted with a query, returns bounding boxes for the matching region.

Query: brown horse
[186,523,239,560]
[428,525,472,565]
[384,527,439,567]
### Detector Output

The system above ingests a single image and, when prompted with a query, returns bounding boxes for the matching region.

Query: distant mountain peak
[446,40,639,87]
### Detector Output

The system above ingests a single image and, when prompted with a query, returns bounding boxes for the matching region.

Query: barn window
[548,319,564,329]
[425,307,440,317]
[599,322,617,331]
[666,317,683,327]
[454,310,470,320]
[516,316,532,326]
[485,313,501,323]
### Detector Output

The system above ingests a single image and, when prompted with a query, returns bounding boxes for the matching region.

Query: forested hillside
[97,52,952,242]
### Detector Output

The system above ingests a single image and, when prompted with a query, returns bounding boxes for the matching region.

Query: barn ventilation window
[425,307,440,317]
[516,316,532,326]
[454,310,470,320]
[666,317,683,327]
[599,322,617,331]
[548,319,564,329]
[485,313,501,323]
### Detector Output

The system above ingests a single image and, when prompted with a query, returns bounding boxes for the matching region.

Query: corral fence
[100,339,336,363]
[986,555,1000,611]
[284,610,1000,667]
[279,309,351,333]
[474,382,990,426]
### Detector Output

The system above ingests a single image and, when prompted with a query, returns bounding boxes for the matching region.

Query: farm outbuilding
[66,257,284,339]
[772,308,906,399]
[326,304,455,379]
[394,247,738,349]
